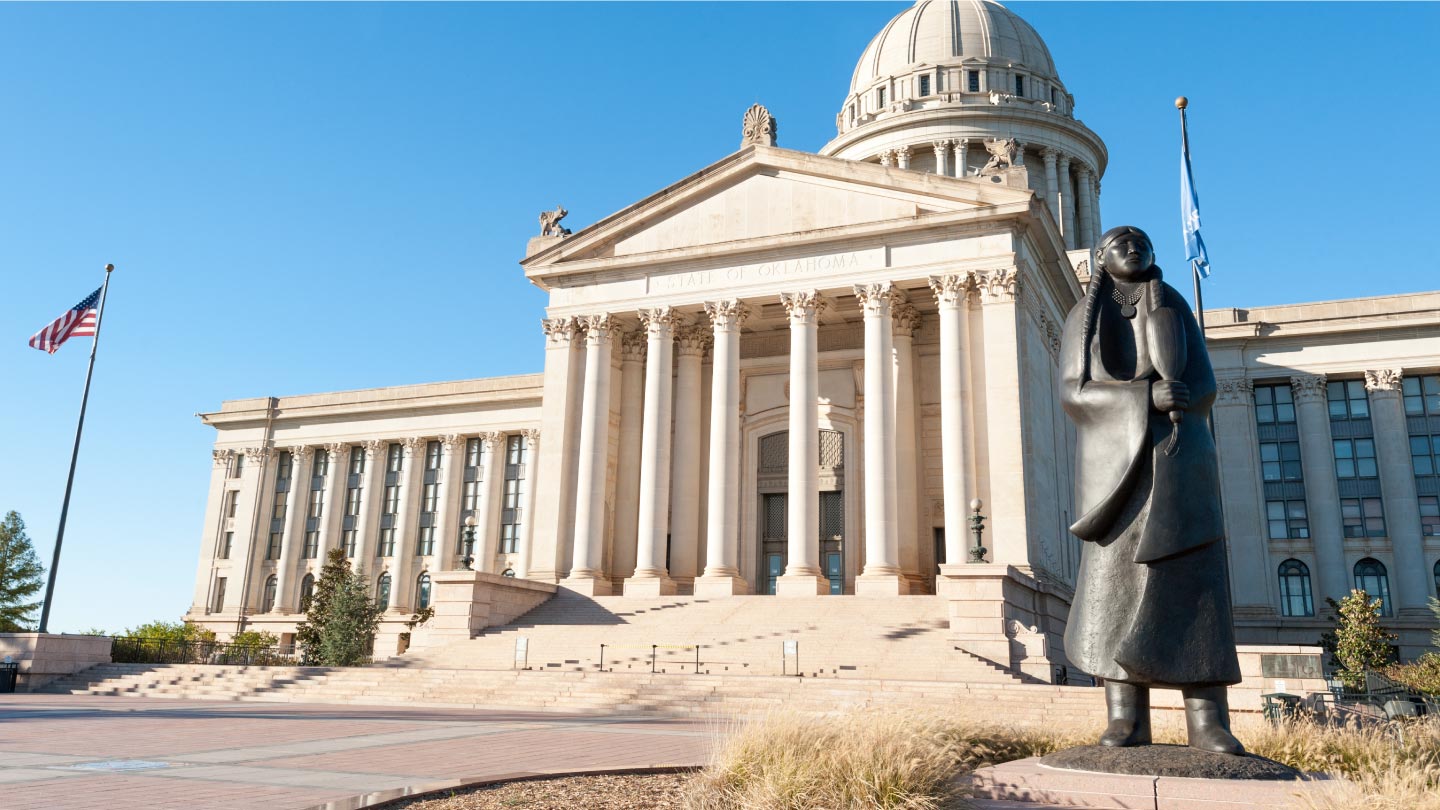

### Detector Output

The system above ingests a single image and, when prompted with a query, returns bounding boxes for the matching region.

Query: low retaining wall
[403,571,557,651]
[0,633,113,691]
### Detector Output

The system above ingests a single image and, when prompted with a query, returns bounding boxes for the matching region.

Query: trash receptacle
[0,662,19,693]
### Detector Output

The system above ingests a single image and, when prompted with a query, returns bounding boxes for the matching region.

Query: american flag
[28,287,102,354]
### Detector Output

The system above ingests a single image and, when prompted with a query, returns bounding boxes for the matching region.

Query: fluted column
[954,140,969,177]
[475,432,506,573]
[627,307,679,596]
[387,436,426,612]
[892,304,922,584]
[932,140,951,177]
[435,435,465,570]
[529,317,582,583]
[929,274,976,584]
[515,429,541,579]
[235,446,272,616]
[1366,369,1431,614]
[669,323,708,589]
[319,443,347,556]
[353,439,386,569]
[564,313,617,595]
[1090,177,1103,246]
[697,300,750,596]
[854,283,905,595]
[274,446,311,612]
[1291,374,1349,605]
[1041,148,1061,231]
[192,451,233,614]
[896,146,911,169]
[1057,156,1075,250]
[611,333,647,579]
[776,291,829,596]
[1076,166,1095,249]
[1211,378,1275,616]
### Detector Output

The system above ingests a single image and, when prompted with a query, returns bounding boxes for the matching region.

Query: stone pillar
[319,443,347,556]
[896,146,911,169]
[1090,177,1103,246]
[1057,156,1075,250]
[697,300,750,596]
[1075,166,1095,249]
[668,323,708,589]
[854,283,905,595]
[628,307,679,596]
[240,446,278,612]
[564,313,617,595]
[515,429,542,579]
[1211,378,1275,616]
[929,274,977,591]
[1041,148,1061,232]
[273,446,312,612]
[1365,369,1431,614]
[475,432,507,573]
[777,291,829,596]
[1291,374,1349,605]
[954,140,968,177]
[978,269,1028,566]
[932,140,951,177]
[1013,142,1026,166]
[892,304,923,585]
[611,333,647,580]
[388,436,427,612]
[353,439,386,569]
[528,317,582,583]
[435,435,465,571]
[191,450,234,614]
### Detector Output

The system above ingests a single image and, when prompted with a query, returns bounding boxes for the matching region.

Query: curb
[301,764,703,810]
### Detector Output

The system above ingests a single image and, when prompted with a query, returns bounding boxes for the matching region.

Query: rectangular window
[918,74,931,97]
[349,447,366,476]
[270,488,287,522]
[1341,497,1386,538]
[377,527,395,557]
[1420,496,1440,536]
[212,577,227,612]
[877,87,886,107]
[417,526,435,557]
[342,529,357,557]
[312,449,329,480]
[308,488,324,519]
[1253,384,1296,425]
[1050,87,1058,105]
[967,70,979,92]
[1265,500,1309,540]
[1328,380,1370,419]
[386,443,403,474]
[499,435,526,554]
[1259,441,1303,482]
[217,531,233,560]
[230,454,244,479]
[1412,435,1438,476]
[1403,375,1440,416]
[1333,438,1378,479]
[303,530,319,559]
[225,491,239,519]
[459,437,485,552]
[422,482,439,514]
[1014,74,1025,97]
[266,531,282,560]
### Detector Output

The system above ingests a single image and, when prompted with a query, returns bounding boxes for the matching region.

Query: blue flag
[1180,123,1210,278]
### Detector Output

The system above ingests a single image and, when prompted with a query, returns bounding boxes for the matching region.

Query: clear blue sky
[2,2,1435,633]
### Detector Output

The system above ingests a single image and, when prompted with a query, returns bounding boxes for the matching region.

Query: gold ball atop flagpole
[105,264,114,272]
[1175,96,1188,110]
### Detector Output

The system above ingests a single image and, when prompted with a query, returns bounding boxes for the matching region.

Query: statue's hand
[1153,380,1190,413]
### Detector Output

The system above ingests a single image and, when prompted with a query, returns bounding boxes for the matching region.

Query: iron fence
[109,636,299,667]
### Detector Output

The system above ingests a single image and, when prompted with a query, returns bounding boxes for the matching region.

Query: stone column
[954,140,968,177]
[777,291,829,596]
[1057,156,1075,250]
[564,313,617,595]
[515,429,542,579]
[855,283,905,595]
[388,436,427,612]
[353,439,386,569]
[929,274,976,589]
[191,450,234,614]
[611,333,647,580]
[435,435,465,570]
[1041,148,1061,232]
[1075,166,1095,249]
[627,307,679,596]
[475,432,507,573]
[1210,378,1275,616]
[319,443,347,556]
[273,446,312,612]
[878,150,894,167]
[227,447,269,616]
[1365,369,1431,614]
[669,323,708,589]
[528,317,583,583]
[1291,374,1349,605]
[241,446,279,612]
[1090,177,1103,246]
[697,300,750,596]
[932,140,951,177]
[892,304,923,585]
[978,269,1029,566]
[896,146,911,169]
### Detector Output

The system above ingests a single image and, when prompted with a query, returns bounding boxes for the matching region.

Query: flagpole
[1177,96,1207,337]
[37,264,115,634]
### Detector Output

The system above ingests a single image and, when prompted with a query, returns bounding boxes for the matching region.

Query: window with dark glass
[1278,559,1314,617]
[459,437,484,553]
[212,577,227,612]
[265,450,293,560]
[1328,380,1370,419]
[230,453,245,479]
[1050,87,1058,105]
[1266,500,1309,540]
[918,74,931,97]
[376,573,391,610]
[342,446,365,557]
[967,70,979,92]
[1419,496,1439,537]
[416,573,432,610]
[1014,75,1024,97]
[500,435,526,554]
[300,574,315,611]
[1434,559,1440,596]
[225,491,239,519]
[266,532,282,560]
[1254,384,1296,424]
[877,87,886,107]
[1333,438,1378,479]
[1341,497,1386,538]
[1403,375,1440,416]
[1412,436,1440,477]
[262,575,277,613]
[218,531,233,560]
[1259,441,1303,482]
[1353,558,1392,616]
[377,443,402,557]
[417,440,441,557]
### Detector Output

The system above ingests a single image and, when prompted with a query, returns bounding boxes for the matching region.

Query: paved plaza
[0,695,713,810]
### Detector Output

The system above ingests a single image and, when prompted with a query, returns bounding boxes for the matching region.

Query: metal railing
[109,637,300,667]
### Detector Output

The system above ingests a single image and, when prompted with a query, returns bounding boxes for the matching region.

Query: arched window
[1277,560,1314,617]
[1433,559,1440,597]
[1353,558,1391,617]
[416,573,432,610]
[502,568,516,578]
[262,575,278,613]
[299,574,315,611]
[376,572,392,611]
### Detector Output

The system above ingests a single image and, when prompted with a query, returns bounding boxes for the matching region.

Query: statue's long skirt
[1063,458,1242,687]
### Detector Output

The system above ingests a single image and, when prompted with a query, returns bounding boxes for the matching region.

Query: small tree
[122,620,217,644]
[0,511,46,631]
[295,548,379,666]
[1323,590,1398,690]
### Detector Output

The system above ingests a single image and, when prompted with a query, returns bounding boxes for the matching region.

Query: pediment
[523,146,1033,280]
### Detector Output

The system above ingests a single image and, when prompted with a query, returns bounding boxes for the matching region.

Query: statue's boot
[1099,682,1152,747]
[1183,686,1245,755]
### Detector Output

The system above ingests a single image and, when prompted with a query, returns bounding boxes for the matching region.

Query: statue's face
[1101,233,1154,282]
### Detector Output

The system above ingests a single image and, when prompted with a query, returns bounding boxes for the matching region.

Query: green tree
[1323,590,1398,690]
[0,511,46,631]
[295,548,380,666]
[121,620,216,644]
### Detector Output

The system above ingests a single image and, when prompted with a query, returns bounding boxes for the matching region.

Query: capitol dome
[819,0,1108,249]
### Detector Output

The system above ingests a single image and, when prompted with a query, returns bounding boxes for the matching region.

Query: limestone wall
[0,633,113,692]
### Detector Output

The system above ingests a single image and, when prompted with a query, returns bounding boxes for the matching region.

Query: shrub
[1323,590,1398,690]
[295,548,380,666]
[121,620,217,644]
[1386,653,1440,696]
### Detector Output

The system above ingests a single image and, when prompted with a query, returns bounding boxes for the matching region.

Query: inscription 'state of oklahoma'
[651,252,864,292]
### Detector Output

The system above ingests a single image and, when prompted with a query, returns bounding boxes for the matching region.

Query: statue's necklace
[1110,285,1143,319]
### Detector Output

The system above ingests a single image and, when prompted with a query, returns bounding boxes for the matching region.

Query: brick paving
[0,695,713,810]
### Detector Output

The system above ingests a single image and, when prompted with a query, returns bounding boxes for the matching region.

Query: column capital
[243,445,272,465]
[977,268,1020,304]
[877,149,894,167]
[1075,164,1093,180]
[1364,368,1404,393]
[1214,377,1255,406]
[932,139,953,155]
[579,313,618,344]
[1057,153,1072,169]
[675,325,711,357]
[779,291,827,324]
[541,316,579,345]
[895,145,911,159]
[287,445,314,463]
[1041,147,1059,164]
[324,442,348,460]
[892,303,922,336]
[620,331,648,362]
[477,431,506,450]
[928,272,977,306]
[1290,374,1328,403]
[439,434,465,452]
[401,436,428,456]
[704,299,751,331]
[362,438,387,455]
[853,282,902,315]
[521,428,541,447]
[212,449,234,467]
[638,306,680,335]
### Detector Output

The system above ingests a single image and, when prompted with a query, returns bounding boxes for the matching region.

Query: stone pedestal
[855,574,910,596]
[0,633,113,692]
[939,563,1067,683]
[408,570,557,650]
[622,575,676,598]
[775,575,829,597]
[693,575,749,597]
[558,576,613,597]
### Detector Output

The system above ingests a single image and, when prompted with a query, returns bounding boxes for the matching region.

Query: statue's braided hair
[1077,226,1163,392]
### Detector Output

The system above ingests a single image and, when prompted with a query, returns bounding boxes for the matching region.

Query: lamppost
[461,515,477,571]
[967,498,988,563]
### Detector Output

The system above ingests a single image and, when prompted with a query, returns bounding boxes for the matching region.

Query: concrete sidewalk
[0,695,713,810]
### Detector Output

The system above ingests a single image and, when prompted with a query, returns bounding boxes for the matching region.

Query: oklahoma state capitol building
[187,0,1440,668]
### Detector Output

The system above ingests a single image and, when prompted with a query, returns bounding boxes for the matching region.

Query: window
[918,74,931,97]
[1328,380,1370,419]
[416,573,432,610]
[386,443,404,474]
[377,528,395,557]
[231,453,244,478]
[266,532,282,560]
[1403,375,1440,416]
[458,437,484,553]
[1353,558,1392,616]
[967,70,979,92]
[1420,496,1440,537]
[225,491,239,519]
[299,574,315,611]
[1050,87,1058,106]
[349,446,367,476]
[303,529,320,559]
[500,435,527,554]
[378,443,401,557]
[1254,384,1296,425]
[1014,74,1025,97]
[1341,497,1386,538]
[876,87,886,107]
[1278,559,1314,617]
[217,531,233,560]
[262,575,277,613]
[417,440,442,557]
[1259,441,1303,482]
[847,105,855,126]
[1333,438,1378,479]
[1266,500,1309,540]
[376,573,392,610]
[342,446,364,557]
[212,577,227,613]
